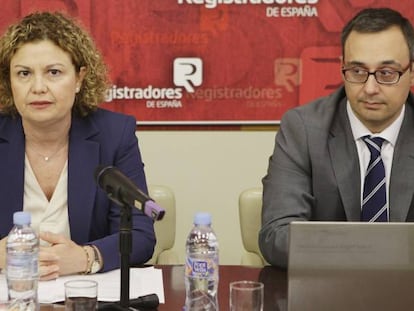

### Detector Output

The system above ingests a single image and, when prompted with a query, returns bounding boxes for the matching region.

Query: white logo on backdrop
[174,58,203,93]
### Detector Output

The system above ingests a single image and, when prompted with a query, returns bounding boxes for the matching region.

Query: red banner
[0,0,413,124]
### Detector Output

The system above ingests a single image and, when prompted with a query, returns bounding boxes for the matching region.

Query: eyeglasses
[342,63,411,85]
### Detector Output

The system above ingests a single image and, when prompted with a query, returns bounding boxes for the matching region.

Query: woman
[0,11,155,280]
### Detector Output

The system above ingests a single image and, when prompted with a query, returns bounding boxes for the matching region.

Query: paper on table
[0,274,5,302]
[0,267,164,304]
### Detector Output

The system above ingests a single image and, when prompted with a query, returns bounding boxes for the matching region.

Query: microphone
[94,165,165,221]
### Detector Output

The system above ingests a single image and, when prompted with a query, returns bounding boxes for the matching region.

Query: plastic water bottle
[6,211,39,311]
[184,212,219,311]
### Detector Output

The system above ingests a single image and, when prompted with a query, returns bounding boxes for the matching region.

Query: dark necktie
[361,136,388,222]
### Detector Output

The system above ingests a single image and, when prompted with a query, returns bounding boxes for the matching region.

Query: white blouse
[23,155,71,241]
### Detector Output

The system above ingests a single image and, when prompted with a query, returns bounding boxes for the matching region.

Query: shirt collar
[346,101,404,146]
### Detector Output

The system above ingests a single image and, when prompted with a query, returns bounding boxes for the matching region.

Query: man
[259,7,414,268]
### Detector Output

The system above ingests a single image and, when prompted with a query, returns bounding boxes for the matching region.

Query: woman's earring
[75,86,80,93]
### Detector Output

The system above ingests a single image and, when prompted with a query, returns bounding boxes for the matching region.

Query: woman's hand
[39,231,88,281]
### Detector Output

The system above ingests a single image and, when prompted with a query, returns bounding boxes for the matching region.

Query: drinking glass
[65,280,98,310]
[230,281,264,311]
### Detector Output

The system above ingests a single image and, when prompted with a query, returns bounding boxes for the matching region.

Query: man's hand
[39,231,88,281]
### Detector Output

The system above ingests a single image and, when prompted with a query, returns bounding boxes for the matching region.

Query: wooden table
[41,265,287,311]
[158,265,287,311]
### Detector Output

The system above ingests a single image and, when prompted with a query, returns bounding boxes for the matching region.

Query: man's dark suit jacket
[0,108,156,272]
[259,87,414,268]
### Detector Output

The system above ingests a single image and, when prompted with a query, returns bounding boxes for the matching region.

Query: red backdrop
[0,0,412,125]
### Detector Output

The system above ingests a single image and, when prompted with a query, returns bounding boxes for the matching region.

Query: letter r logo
[174,58,203,93]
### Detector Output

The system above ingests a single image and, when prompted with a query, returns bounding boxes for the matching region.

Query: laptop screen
[287,221,414,311]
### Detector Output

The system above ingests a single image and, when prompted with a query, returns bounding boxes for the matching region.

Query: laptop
[287,221,414,311]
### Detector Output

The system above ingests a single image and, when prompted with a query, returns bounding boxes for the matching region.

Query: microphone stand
[120,202,132,309]
[99,200,132,310]
[98,199,160,310]
[94,167,164,310]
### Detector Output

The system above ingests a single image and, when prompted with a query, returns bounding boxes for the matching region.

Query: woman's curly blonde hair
[0,11,109,117]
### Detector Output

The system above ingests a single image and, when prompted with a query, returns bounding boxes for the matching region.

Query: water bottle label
[185,256,217,278]
[193,261,208,274]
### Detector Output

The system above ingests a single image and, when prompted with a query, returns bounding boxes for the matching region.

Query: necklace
[27,141,68,162]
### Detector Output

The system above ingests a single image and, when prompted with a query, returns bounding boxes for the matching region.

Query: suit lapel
[0,117,25,236]
[389,104,414,221]
[329,99,362,221]
[67,116,100,243]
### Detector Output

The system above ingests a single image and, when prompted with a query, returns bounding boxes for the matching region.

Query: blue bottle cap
[13,211,31,225]
[194,212,212,225]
